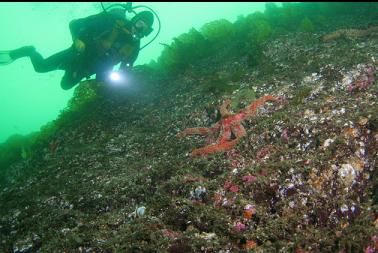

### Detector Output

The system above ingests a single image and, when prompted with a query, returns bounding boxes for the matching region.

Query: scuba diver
[0,3,157,90]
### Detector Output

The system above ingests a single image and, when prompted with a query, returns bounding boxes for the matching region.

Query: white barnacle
[323,138,334,148]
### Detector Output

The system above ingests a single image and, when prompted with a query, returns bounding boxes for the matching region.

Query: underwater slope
[0,28,378,253]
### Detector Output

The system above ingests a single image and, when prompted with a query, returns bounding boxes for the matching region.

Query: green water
[0,2,268,144]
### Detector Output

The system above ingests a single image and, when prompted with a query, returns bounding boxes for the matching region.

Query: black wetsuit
[25,9,140,90]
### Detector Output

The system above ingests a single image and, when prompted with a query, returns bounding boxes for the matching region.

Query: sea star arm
[218,125,232,143]
[231,123,247,139]
[191,138,240,157]
[191,123,246,157]
[243,95,278,117]
[176,124,220,138]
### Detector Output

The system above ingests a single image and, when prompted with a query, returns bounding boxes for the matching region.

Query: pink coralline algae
[281,128,289,141]
[256,146,272,162]
[364,235,378,253]
[229,185,239,193]
[234,221,247,232]
[365,246,375,253]
[346,65,375,93]
[227,149,246,168]
[162,229,182,240]
[224,180,239,193]
[242,174,257,185]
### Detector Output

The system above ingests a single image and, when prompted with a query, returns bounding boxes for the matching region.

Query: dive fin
[0,51,14,66]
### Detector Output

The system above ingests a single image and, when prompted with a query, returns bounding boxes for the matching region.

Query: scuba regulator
[100,2,161,50]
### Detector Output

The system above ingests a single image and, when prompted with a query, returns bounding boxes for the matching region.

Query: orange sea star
[177,95,279,156]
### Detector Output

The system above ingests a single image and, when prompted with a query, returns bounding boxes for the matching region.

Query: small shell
[136,206,146,217]
[323,138,334,148]
[358,116,368,126]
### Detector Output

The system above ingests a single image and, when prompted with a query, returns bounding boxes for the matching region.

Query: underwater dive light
[108,70,127,85]
[108,62,132,85]
[110,71,122,82]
